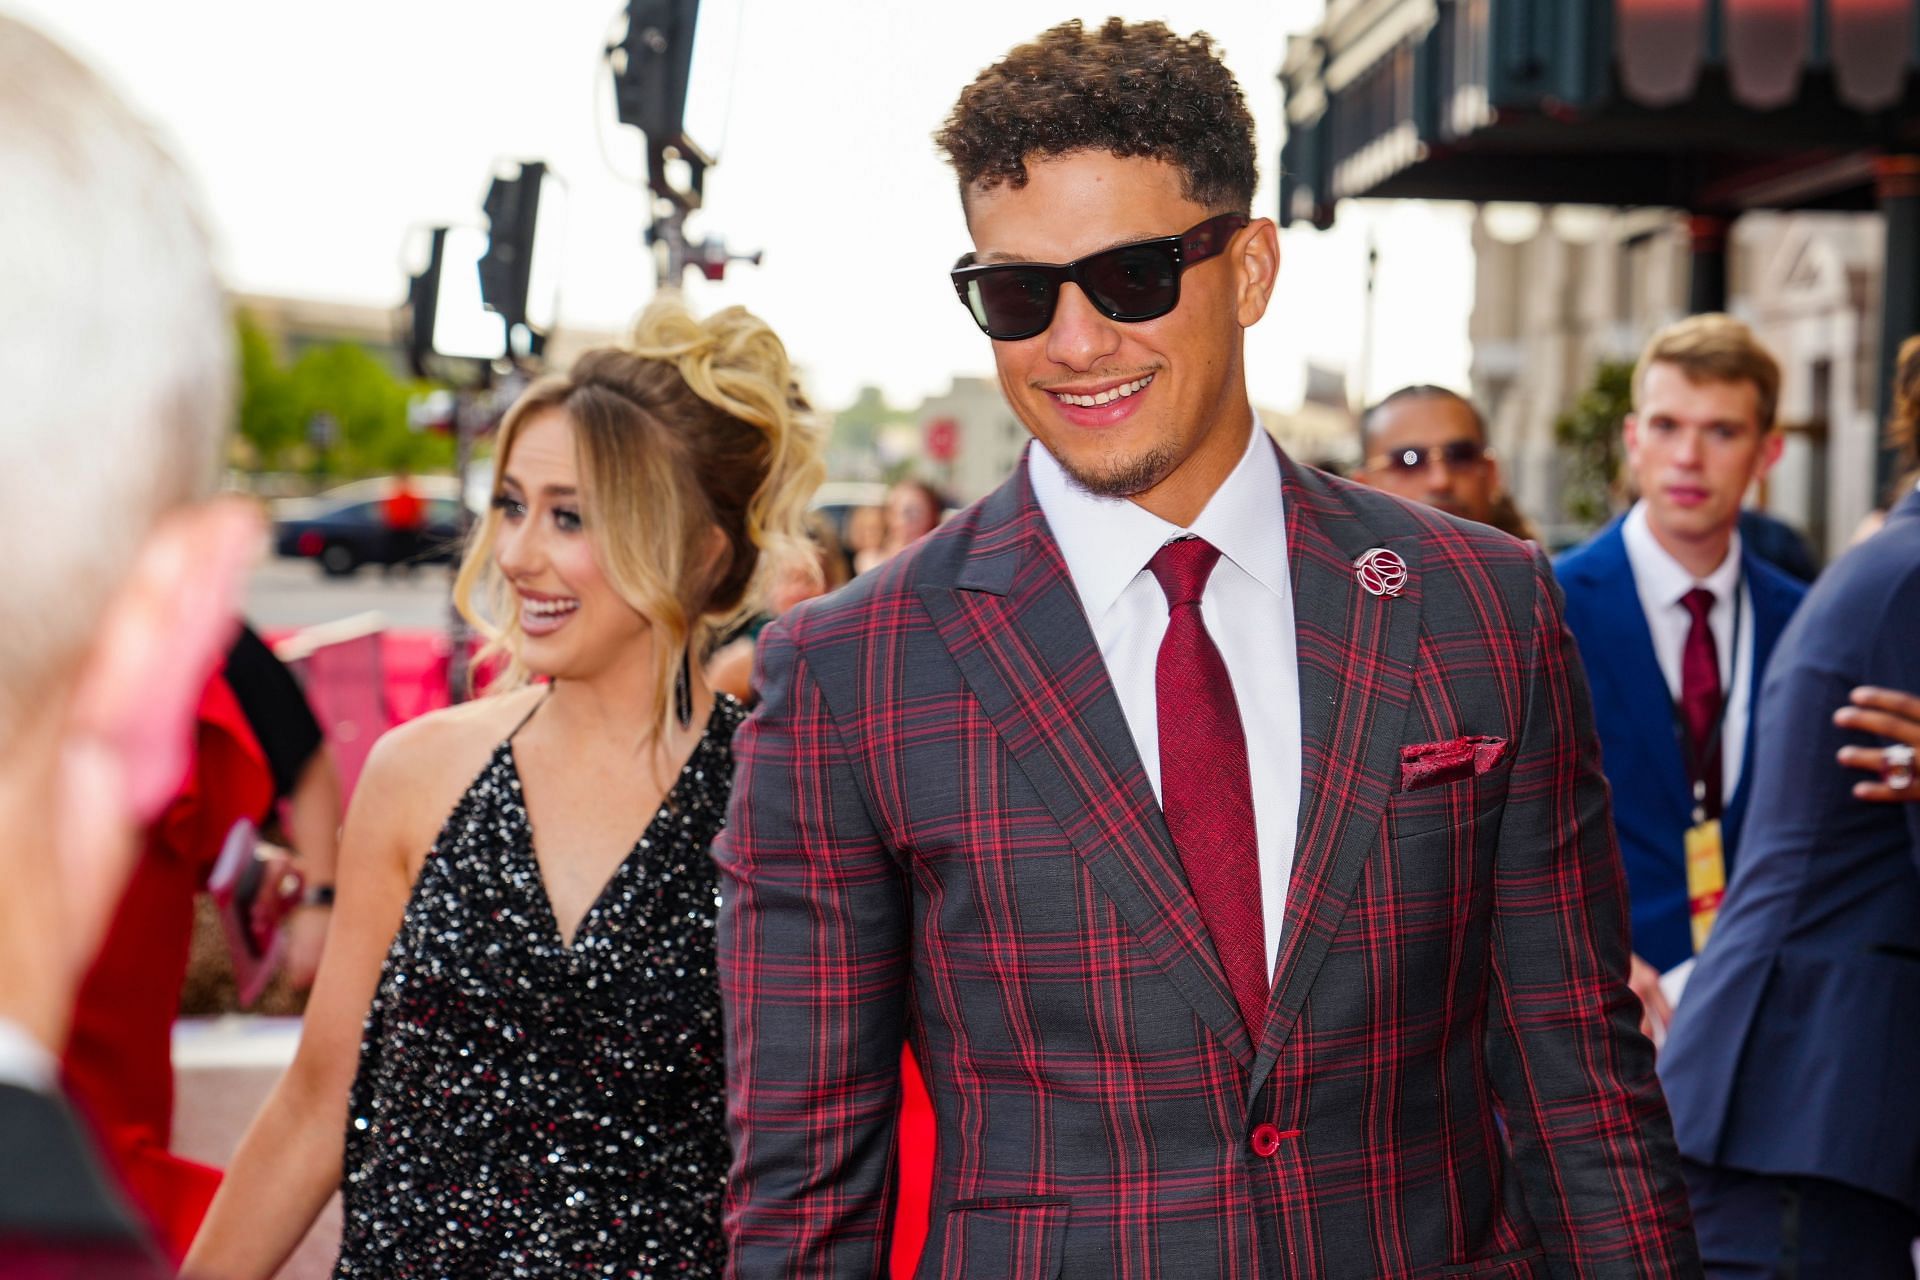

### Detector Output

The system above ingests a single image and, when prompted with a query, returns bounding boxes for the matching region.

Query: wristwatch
[302,884,337,909]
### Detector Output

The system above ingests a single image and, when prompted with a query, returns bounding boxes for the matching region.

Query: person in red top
[61,674,272,1260]
[62,625,335,1262]
[382,469,427,574]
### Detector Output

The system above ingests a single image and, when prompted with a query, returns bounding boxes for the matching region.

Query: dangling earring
[674,646,693,730]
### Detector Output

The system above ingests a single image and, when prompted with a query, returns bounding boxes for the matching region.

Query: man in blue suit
[1556,315,1806,1036]
[1659,422,1920,1278]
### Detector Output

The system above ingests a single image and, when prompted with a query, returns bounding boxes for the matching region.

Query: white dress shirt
[1028,420,1301,980]
[1621,501,1754,800]
[0,1017,56,1091]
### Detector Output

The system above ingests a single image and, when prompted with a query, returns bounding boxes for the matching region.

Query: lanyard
[1668,578,1744,824]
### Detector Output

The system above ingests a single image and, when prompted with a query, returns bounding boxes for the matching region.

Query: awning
[1621,0,1912,110]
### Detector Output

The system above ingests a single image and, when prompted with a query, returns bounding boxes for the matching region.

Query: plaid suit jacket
[716,451,1698,1279]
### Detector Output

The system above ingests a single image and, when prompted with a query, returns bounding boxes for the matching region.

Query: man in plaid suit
[717,19,1697,1279]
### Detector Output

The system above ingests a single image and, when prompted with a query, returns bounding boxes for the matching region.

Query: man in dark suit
[0,17,259,1272]
[1556,315,1806,1038]
[0,1078,154,1278]
[716,19,1696,1278]
[1658,371,1920,1277]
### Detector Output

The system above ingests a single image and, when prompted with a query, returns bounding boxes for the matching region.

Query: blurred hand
[1628,952,1672,1047]
[245,843,325,992]
[283,904,330,991]
[1834,686,1920,803]
[249,845,303,939]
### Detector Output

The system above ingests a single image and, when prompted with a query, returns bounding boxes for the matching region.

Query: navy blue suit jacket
[1555,518,1807,970]
[1660,488,1920,1212]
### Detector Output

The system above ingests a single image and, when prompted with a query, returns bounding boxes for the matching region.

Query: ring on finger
[1884,743,1916,791]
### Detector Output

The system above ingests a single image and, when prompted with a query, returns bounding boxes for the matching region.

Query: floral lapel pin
[1353,547,1409,599]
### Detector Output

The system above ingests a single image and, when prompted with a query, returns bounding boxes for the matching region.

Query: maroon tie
[1679,587,1723,819]
[1148,537,1269,1037]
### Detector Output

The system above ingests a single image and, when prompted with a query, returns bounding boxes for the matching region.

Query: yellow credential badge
[1685,818,1726,954]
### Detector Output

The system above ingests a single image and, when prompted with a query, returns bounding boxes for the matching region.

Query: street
[244,551,457,633]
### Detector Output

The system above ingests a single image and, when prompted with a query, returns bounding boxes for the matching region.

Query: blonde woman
[184,296,822,1279]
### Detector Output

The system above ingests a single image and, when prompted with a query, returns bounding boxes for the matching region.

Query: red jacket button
[1250,1123,1282,1157]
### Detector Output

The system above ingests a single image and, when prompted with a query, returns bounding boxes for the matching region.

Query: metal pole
[1686,213,1731,315]
[1355,231,1379,454]
[651,201,693,288]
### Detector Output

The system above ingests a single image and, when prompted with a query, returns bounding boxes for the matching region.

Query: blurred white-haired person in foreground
[0,15,258,1274]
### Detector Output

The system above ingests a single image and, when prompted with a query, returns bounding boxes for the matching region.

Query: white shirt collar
[0,1018,56,1092]
[1028,413,1289,624]
[1622,500,1743,606]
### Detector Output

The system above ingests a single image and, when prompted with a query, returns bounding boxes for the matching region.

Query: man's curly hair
[935,18,1256,214]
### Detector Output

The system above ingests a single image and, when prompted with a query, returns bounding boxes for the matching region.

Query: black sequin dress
[334,694,745,1278]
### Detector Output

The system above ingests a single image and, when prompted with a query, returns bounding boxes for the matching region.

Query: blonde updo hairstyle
[454,293,824,748]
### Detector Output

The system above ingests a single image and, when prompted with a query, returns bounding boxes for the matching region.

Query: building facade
[1280,0,1920,553]
[1471,207,1883,554]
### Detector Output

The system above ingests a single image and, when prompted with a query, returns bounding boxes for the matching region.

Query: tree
[234,311,306,465]
[1554,360,1634,527]
[233,310,453,478]
[827,384,917,481]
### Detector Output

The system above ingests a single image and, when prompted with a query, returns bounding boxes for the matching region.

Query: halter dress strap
[504,682,554,744]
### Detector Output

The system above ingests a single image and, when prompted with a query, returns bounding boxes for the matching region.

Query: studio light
[402,225,506,378]
[478,160,566,348]
[434,226,509,361]
[681,0,742,167]
[607,0,757,286]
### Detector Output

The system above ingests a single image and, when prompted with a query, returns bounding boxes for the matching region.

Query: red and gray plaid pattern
[716,448,1697,1279]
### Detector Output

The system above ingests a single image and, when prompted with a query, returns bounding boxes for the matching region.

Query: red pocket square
[1399,735,1509,791]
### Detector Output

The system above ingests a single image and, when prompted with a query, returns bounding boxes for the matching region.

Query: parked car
[273,480,468,576]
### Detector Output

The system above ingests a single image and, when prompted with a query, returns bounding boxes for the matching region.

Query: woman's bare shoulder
[351,685,546,833]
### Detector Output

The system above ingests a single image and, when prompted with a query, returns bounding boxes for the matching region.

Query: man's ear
[1234,218,1281,328]
[1757,425,1786,478]
[67,497,262,824]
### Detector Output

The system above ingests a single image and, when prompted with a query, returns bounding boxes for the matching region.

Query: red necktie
[1148,537,1268,1037]
[1679,587,1723,819]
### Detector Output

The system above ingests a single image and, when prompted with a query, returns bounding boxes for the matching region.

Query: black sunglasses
[1375,440,1488,473]
[951,212,1249,341]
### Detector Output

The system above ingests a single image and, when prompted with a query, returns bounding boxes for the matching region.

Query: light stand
[610,0,759,289]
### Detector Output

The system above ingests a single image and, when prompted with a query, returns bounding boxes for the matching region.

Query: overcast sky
[6,0,1473,413]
